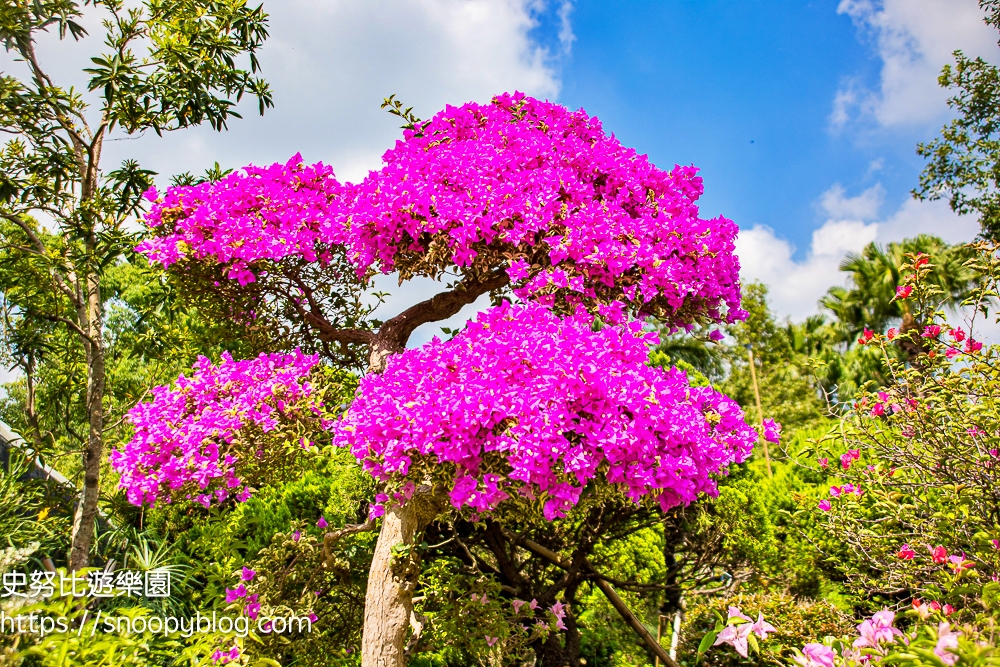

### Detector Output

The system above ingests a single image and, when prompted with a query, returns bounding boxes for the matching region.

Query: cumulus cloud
[0,0,573,356]
[834,0,998,127]
[737,182,978,321]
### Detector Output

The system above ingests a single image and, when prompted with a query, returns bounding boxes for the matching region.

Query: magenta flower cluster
[110,350,319,507]
[137,93,743,325]
[334,302,756,520]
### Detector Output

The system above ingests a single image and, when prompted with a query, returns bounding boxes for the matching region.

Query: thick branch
[304,313,376,345]
[323,519,377,569]
[366,270,510,373]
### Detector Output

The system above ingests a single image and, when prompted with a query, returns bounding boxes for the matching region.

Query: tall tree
[0,0,271,570]
[915,0,1000,239]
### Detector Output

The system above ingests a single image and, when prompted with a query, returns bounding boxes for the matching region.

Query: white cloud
[819,182,884,219]
[738,183,978,320]
[0,0,571,353]
[834,0,998,127]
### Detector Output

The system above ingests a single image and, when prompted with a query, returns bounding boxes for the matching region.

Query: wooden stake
[747,347,772,477]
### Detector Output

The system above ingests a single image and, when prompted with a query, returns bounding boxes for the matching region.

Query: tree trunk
[68,270,104,571]
[361,487,446,667]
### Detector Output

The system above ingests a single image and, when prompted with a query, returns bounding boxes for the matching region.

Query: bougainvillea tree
[117,93,760,666]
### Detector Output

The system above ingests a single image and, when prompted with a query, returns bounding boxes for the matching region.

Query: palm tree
[820,235,978,361]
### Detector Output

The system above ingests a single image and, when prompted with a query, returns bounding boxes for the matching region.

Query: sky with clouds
[4,0,997,339]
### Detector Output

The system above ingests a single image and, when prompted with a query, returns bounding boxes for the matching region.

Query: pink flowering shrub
[801,244,1000,618]
[138,93,743,327]
[110,350,348,508]
[334,302,756,520]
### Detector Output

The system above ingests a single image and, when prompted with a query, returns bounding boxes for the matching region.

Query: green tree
[820,235,976,361]
[915,0,1000,240]
[0,0,271,570]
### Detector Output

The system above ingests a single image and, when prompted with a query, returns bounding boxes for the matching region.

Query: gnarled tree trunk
[361,487,446,667]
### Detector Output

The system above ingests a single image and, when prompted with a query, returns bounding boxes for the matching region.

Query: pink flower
[965,338,983,353]
[897,544,915,560]
[931,545,948,564]
[895,285,912,299]
[225,585,247,603]
[714,621,754,658]
[991,539,1000,550]
[293,531,301,542]
[818,500,832,512]
[887,328,898,340]
[853,610,903,648]
[830,486,842,498]
[241,566,255,581]
[817,457,829,468]
[934,622,961,666]
[950,328,966,342]
[486,636,499,647]
[142,186,159,202]
[943,604,955,616]
[752,613,775,639]
[762,418,782,444]
[317,516,328,529]
[948,554,974,572]
[708,329,725,342]
[512,600,527,613]
[794,643,835,667]
[946,348,960,359]
[922,325,942,338]
[308,612,318,623]
[727,606,751,622]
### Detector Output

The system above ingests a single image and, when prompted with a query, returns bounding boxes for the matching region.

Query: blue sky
[5,0,997,329]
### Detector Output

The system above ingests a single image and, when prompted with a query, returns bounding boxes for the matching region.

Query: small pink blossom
[897,544,915,560]
[895,285,912,299]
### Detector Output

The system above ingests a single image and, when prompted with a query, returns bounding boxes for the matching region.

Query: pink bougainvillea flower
[948,554,975,572]
[308,612,319,624]
[945,347,961,359]
[922,325,942,338]
[853,610,903,648]
[931,545,948,564]
[817,457,828,468]
[727,606,751,622]
[714,621,754,658]
[485,636,499,647]
[512,600,527,614]
[934,623,961,666]
[138,95,745,328]
[317,516,328,529]
[830,486,842,498]
[818,499,832,512]
[794,643,835,667]
[897,544,915,560]
[950,328,966,342]
[895,285,912,299]
[241,566,256,581]
[752,613,775,639]
[334,303,756,519]
[110,350,319,508]
[943,604,955,616]
[965,338,983,353]
[887,328,897,340]
[762,418,781,444]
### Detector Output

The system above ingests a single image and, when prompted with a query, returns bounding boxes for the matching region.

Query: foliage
[680,594,853,667]
[915,0,1000,241]
[805,244,1000,615]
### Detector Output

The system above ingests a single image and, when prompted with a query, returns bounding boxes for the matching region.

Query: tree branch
[507,531,681,667]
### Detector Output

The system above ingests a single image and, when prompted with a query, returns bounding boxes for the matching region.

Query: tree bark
[68,267,105,570]
[361,487,447,667]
